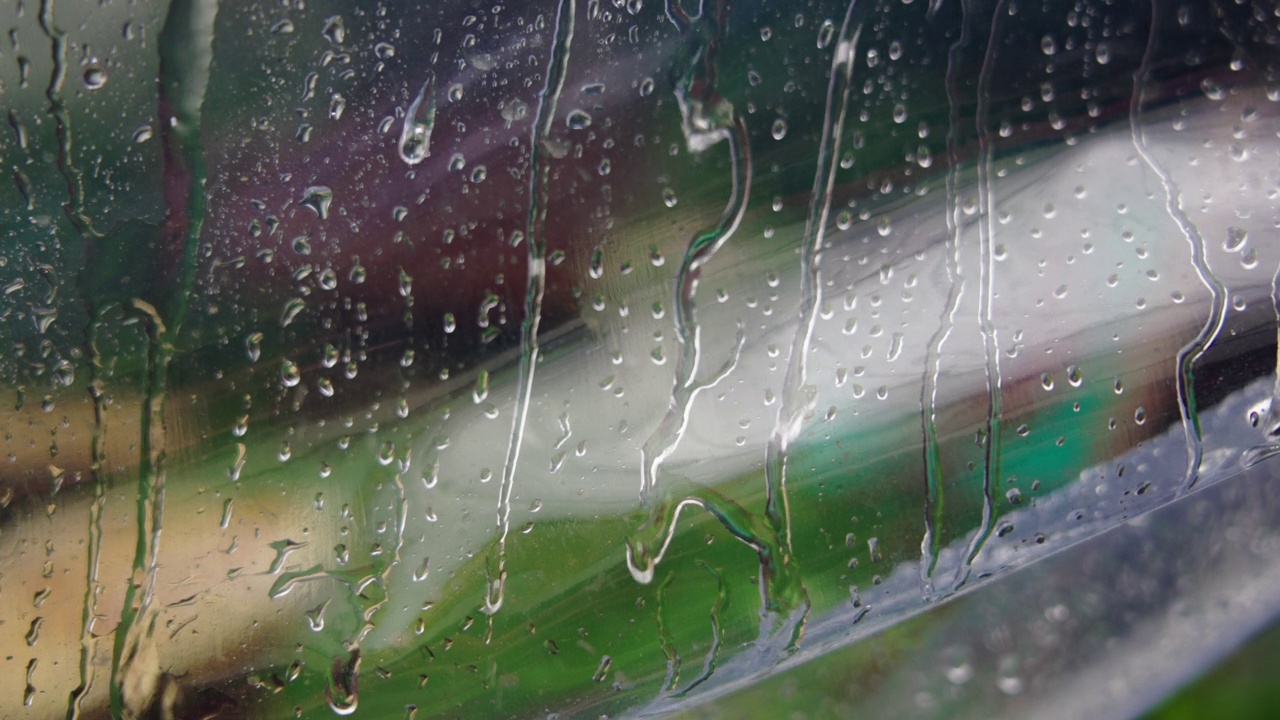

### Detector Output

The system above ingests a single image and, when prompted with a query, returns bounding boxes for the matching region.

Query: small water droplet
[567,109,592,130]
[280,360,301,388]
[413,557,430,582]
[1224,227,1248,252]
[322,16,346,45]
[399,79,435,165]
[816,19,835,49]
[329,93,346,120]
[1067,365,1083,387]
[82,66,107,89]
[1201,78,1225,101]
[280,298,305,327]
[771,118,788,140]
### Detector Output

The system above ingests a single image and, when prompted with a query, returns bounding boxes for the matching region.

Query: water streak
[1129,0,1227,495]
[964,0,1007,578]
[762,0,862,640]
[42,0,109,711]
[628,0,750,585]
[920,0,972,597]
[109,1,218,715]
[67,312,109,720]
[37,0,99,239]
[675,562,727,697]
[486,0,576,616]
[1270,261,1280,436]
[656,573,682,691]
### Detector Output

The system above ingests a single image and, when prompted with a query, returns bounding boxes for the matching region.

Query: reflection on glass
[1,0,1278,717]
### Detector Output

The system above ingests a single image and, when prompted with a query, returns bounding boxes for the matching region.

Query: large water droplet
[300,186,333,219]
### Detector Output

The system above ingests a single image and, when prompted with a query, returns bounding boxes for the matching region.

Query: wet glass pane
[2,0,1279,717]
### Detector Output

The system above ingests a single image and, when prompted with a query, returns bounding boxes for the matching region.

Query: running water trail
[68,312,108,720]
[920,1,971,598]
[107,0,218,716]
[920,0,1003,597]
[37,0,100,240]
[673,562,727,697]
[761,0,861,641]
[626,0,752,587]
[485,0,575,616]
[1270,262,1280,435]
[37,0,110,712]
[628,0,819,657]
[963,0,1006,579]
[1129,0,1227,495]
[1243,261,1280,468]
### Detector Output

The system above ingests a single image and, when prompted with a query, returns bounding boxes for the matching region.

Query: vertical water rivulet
[1129,0,1227,495]
[487,0,577,617]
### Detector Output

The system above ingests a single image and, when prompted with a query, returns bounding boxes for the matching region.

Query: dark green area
[1144,617,1280,720]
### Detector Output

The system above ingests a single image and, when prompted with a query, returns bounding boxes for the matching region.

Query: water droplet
[280,298,305,327]
[771,118,787,140]
[375,42,395,58]
[662,187,677,208]
[816,19,835,49]
[470,166,487,183]
[639,77,654,96]
[399,79,435,165]
[1224,227,1248,252]
[132,125,153,143]
[917,144,932,168]
[567,109,592,130]
[280,360,301,388]
[82,66,107,89]
[322,16,346,45]
[1067,365,1083,387]
[876,216,893,237]
[1095,42,1111,65]
[1228,243,1255,272]
[300,186,333,219]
